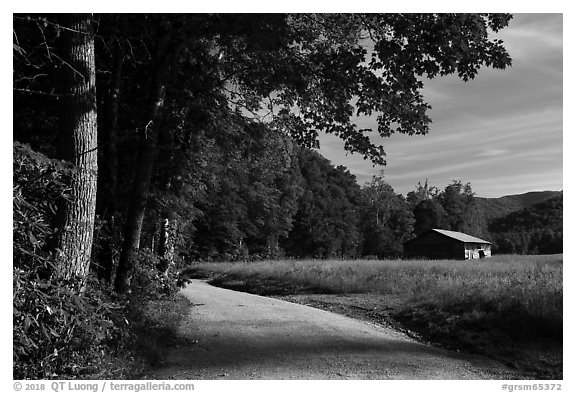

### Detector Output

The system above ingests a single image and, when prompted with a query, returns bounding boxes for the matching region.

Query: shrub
[13,272,131,379]
[13,142,73,273]
[13,143,132,379]
[130,249,180,300]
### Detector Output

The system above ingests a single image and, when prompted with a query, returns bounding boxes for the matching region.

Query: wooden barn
[403,229,491,260]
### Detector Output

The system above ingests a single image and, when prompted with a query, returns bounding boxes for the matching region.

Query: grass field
[182,254,563,379]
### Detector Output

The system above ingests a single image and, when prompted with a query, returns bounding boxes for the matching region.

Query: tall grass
[192,254,563,338]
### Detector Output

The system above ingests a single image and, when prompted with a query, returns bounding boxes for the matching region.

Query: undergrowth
[13,143,186,379]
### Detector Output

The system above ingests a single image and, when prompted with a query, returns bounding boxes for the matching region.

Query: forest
[13,13,561,378]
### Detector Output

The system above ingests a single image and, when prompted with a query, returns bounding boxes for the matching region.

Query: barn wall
[404,231,465,260]
[465,243,491,259]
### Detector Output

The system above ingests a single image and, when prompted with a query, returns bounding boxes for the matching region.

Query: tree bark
[157,217,177,276]
[55,14,98,282]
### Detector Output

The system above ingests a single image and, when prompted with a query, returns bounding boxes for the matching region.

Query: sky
[317,13,563,198]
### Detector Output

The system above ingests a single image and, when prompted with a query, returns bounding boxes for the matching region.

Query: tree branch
[13,87,62,97]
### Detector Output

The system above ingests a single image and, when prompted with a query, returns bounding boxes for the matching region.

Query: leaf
[24,315,32,331]
[41,324,51,339]
[13,43,26,56]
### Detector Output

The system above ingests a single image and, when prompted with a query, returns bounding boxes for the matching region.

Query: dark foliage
[13,143,132,379]
[282,150,363,259]
[360,175,415,258]
[13,143,72,272]
[13,273,131,379]
[130,250,180,300]
[412,198,449,236]
[184,120,302,261]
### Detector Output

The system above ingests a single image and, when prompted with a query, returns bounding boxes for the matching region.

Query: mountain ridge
[482,190,561,205]
[474,190,562,222]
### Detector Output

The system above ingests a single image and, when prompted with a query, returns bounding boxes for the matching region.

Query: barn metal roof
[432,229,491,244]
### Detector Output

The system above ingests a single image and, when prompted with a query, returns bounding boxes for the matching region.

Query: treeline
[154,129,563,260]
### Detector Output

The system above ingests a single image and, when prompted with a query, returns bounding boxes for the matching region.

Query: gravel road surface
[150,279,515,380]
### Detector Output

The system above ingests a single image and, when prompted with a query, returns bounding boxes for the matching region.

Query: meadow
[189,255,562,328]
[184,254,563,378]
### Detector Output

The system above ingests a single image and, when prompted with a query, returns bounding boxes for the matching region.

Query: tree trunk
[114,21,181,293]
[114,78,166,293]
[157,217,177,276]
[55,14,98,282]
[267,234,279,258]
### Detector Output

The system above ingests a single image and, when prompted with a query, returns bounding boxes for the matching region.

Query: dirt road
[149,279,515,380]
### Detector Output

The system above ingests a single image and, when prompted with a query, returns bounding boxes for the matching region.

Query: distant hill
[489,195,563,233]
[476,191,563,254]
[475,190,562,222]
[505,191,563,208]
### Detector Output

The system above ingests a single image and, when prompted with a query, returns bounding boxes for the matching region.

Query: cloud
[474,148,508,158]
[501,14,563,58]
